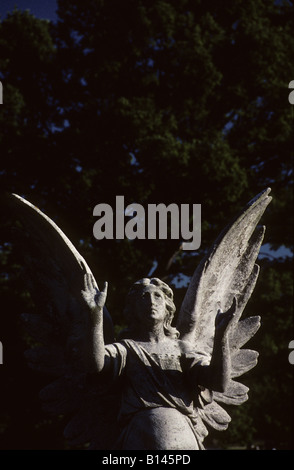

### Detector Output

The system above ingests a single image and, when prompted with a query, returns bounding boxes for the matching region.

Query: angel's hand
[215,297,237,337]
[81,273,108,315]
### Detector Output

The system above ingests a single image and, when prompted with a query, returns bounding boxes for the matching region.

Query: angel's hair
[123,277,179,339]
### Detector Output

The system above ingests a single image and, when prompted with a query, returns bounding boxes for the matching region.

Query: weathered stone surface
[9,189,272,450]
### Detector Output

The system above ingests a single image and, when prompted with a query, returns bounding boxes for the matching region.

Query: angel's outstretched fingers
[89,273,97,291]
[83,273,87,289]
[82,275,88,295]
[225,299,237,323]
[102,281,108,295]
[84,273,91,291]
[90,273,96,289]
[230,296,238,313]
[215,307,224,322]
[215,300,236,332]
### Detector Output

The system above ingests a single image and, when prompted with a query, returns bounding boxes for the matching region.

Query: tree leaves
[0,0,293,449]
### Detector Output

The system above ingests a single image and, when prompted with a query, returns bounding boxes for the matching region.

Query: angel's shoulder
[105,340,128,358]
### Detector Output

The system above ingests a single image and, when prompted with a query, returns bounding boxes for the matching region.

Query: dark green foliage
[0,0,293,449]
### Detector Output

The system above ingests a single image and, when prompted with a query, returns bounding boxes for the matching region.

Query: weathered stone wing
[177,188,272,445]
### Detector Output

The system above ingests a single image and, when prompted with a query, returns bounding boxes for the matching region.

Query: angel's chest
[150,352,182,371]
[136,341,183,371]
[127,343,183,372]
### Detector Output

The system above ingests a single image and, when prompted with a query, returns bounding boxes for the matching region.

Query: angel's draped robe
[104,339,207,450]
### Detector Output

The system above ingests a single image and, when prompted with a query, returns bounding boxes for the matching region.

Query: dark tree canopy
[0,0,293,449]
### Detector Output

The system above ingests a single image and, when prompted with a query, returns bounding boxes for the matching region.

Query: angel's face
[134,284,167,325]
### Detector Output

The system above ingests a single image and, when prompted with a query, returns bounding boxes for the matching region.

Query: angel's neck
[136,324,166,343]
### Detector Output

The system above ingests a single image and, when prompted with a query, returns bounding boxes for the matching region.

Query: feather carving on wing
[176,188,272,445]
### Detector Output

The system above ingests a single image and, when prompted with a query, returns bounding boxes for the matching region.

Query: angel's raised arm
[82,273,109,373]
[191,299,237,393]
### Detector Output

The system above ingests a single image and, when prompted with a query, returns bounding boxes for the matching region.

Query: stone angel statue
[7,188,272,450]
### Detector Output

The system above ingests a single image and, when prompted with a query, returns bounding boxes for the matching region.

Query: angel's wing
[176,188,272,445]
[6,193,118,449]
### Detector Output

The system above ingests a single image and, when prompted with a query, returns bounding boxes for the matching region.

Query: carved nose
[145,294,156,306]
